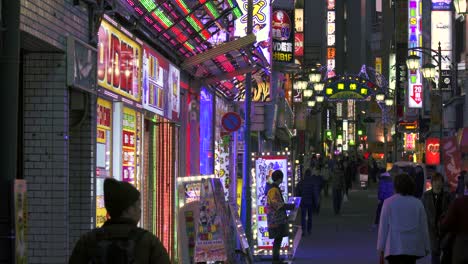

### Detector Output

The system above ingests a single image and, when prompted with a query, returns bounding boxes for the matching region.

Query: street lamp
[405,42,456,170]
[421,63,437,79]
[307,100,316,107]
[314,82,325,92]
[316,95,325,103]
[304,89,313,97]
[454,0,468,14]
[406,54,421,70]
[385,98,394,106]
[309,70,322,83]
[376,93,385,102]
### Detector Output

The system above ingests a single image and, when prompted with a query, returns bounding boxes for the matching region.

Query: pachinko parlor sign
[98,15,142,102]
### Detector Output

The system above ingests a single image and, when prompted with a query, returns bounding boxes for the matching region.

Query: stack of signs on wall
[194,178,234,262]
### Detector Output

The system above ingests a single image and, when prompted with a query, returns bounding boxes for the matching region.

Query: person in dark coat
[69,178,170,263]
[374,169,394,226]
[440,175,468,264]
[414,166,425,199]
[296,168,316,236]
[330,160,345,215]
[422,173,453,264]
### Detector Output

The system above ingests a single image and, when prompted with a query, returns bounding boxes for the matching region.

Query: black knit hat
[104,178,140,218]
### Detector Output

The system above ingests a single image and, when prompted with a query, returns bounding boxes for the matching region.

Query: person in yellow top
[267,170,295,264]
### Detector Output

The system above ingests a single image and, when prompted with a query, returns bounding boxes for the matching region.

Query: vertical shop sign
[254,156,289,251]
[235,0,271,64]
[389,53,396,92]
[431,0,452,10]
[272,8,294,63]
[15,180,27,264]
[425,138,440,165]
[442,136,462,191]
[408,0,423,108]
[142,44,180,120]
[294,32,303,57]
[327,1,336,78]
[431,10,452,90]
[404,133,417,151]
[122,107,136,183]
[295,8,303,32]
[98,16,142,102]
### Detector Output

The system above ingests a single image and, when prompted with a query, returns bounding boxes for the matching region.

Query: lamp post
[406,42,457,170]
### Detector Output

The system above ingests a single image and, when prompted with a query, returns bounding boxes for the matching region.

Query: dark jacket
[296,174,322,207]
[441,195,468,264]
[422,190,452,253]
[378,173,394,202]
[330,168,345,189]
[69,217,171,264]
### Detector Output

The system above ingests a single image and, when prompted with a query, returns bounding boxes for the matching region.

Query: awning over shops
[118,0,267,98]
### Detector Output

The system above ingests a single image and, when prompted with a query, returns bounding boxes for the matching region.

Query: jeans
[272,234,282,261]
[333,188,343,214]
[301,205,313,234]
[322,180,329,196]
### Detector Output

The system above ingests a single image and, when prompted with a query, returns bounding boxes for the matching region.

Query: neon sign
[327,0,336,78]
[408,0,423,108]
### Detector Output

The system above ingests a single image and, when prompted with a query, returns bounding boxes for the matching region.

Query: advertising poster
[97,16,142,102]
[425,138,440,165]
[194,179,228,262]
[255,156,289,251]
[142,44,180,120]
[235,0,271,64]
[122,107,136,183]
[272,8,294,63]
[14,180,27,264]
[96,98,112,227]
[215,135,231,201]
[442,136,462,192]
[294,32,304,57]
[431,11,452,90]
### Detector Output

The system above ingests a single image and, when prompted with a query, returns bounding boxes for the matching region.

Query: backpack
[90,228,146,264]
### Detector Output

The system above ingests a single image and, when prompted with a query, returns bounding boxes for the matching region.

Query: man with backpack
[69,178,170,264]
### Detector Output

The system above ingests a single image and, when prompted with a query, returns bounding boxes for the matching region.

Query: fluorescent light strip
[139,0,156,11]
[205,2,220,19]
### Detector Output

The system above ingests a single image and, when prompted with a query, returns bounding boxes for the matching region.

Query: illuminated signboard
[235,0,271,64]
[431,11,452,90]
[404,133,417,151]
[253,156,289,254]
[295,8,303,32]
[98,15,142,102]
[431,0,452,10]
[294,32,303,56]
[142,44,180,120]
[327,0,336,78]
[272,8,294,63]
[408,0,423,108]
[425,138,440,165]
[323,75,377,100]
[389,53,396,92]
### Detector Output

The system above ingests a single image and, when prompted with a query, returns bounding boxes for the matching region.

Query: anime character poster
[442,136,462,192]
[255,156,289,250]
[194,179,228,262]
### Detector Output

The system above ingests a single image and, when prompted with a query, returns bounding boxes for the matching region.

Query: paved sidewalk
[257,184,431,263]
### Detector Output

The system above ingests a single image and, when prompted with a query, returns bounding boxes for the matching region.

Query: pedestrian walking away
[377,173,431,264]
[69,178,171,264]
[330,160,345,215]
[374,168,394,227]
[296,168,315,236]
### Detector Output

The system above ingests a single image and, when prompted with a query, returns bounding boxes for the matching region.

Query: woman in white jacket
[377,173,431,264]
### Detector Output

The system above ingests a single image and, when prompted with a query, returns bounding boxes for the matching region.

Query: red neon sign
[425,138,440,165]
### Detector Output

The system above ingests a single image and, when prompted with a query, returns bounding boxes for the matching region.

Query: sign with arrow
[409,84,423,108]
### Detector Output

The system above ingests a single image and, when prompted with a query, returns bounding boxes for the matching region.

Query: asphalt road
[257,184,431,264]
